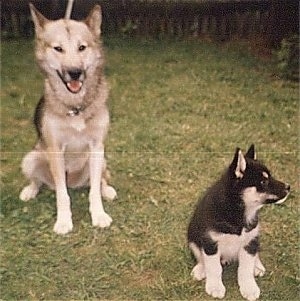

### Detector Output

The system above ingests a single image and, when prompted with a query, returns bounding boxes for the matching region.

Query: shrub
[275,34,299,81]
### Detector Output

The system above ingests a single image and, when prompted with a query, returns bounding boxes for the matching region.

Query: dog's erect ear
[230,148,246,179]
[245,144,256,160]
[29,3,49,34]
[85,5,102,37]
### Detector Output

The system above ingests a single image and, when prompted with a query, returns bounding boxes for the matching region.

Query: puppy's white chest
[217,233,243,262]
[210,227,259,263]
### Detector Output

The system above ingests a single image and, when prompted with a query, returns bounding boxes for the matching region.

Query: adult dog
[20,4,117,234]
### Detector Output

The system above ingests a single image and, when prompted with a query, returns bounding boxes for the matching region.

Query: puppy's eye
[78,45,86,52]
[54,46,63,53]
[260,179,269,186]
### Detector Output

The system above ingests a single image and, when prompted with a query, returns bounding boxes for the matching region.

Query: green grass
[1,37,299,300]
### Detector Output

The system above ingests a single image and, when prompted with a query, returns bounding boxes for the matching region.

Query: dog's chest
[209,226,259,262]
[68,116,86,132]
[50,115,90,150]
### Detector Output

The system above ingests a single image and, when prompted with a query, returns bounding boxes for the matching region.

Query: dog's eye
[260,179,269,186]
[54,46,63,53]
[78,45,86,52]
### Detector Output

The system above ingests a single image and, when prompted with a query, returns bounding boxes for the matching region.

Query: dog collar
[67,105,86,116]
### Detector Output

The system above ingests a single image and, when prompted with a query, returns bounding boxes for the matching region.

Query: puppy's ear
[245,144,256,160]
[230,148,246,179]
[29,3,49,34]
[85,5,102,37]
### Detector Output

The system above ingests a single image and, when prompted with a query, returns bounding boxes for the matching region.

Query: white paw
[191,263,206,281]
[102,185,117,201]
[240,282,260,301]
[19,184,39,201]
[91,212,112,228]
[206,281,226,299]
[254,264,266,277]
[254,258,266,277]
[53,216,73,235]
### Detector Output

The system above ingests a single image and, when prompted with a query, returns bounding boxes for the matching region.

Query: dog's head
[29,3,103,94]
[229,145,290,207]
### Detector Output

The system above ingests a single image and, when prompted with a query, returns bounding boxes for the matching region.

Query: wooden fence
[1,0,298,45]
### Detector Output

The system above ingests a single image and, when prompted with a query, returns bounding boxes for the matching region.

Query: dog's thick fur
[20,4,117,234]
[187,145,290,301]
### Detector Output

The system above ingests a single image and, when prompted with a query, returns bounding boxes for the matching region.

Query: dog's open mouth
[57,69,85,94]
[66,80,83,93]
[265,189,290,205]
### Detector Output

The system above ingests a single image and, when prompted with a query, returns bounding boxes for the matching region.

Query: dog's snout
[68,69,83,80]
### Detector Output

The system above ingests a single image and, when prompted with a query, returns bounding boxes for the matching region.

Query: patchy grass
[1,37,299,300]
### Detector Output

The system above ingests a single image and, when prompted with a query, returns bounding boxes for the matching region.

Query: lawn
[1,37,299,300]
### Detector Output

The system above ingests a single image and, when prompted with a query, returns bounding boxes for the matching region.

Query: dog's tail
[65,0,75,19]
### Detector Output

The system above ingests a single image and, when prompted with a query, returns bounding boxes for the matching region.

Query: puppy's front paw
[206,281,226,299]
[191,263,206,281]
[254,264,265,277]
[254,258,266,277]
[239,281,260,301]
[91,212,112,228]
[54,215,73,235]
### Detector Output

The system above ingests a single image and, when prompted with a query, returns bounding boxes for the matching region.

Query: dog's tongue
[67,81,82,93]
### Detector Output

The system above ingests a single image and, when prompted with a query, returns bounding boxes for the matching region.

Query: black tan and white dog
[187,145,290,301]
[19,4,117,234]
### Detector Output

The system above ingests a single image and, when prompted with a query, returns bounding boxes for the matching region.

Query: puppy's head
[229,145,290,207]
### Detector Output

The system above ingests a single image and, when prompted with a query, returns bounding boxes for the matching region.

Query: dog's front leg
[89,143,112,228]
[203,251,226,299]
[238,247,260,301]
[48,147,73,235]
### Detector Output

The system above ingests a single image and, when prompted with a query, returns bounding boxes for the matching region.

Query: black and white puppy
[187,145,290,301]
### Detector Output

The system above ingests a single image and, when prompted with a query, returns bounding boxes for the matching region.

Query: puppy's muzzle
[275,183,290,204]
